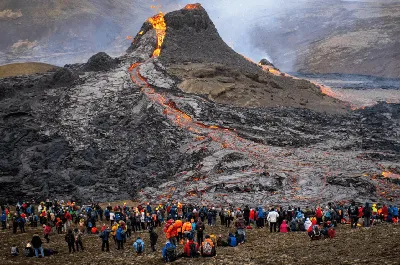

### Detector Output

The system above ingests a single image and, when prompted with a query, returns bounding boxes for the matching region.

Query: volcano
[0,4,399,206]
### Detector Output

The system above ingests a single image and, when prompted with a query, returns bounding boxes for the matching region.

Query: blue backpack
[229,236,237,247]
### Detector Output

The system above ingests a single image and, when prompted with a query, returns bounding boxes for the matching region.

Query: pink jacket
[280,220,288,233]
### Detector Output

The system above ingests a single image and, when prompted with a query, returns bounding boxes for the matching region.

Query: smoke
[0,0,392,70]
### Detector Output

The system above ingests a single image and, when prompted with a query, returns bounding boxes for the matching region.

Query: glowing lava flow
[184,3,202,10]
[148,12,166,57]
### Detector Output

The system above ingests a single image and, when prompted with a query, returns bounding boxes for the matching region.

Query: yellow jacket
[111,224,118,236]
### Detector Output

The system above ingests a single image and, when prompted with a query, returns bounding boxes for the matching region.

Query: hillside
[0,62,57,78]
[250,0,400,78]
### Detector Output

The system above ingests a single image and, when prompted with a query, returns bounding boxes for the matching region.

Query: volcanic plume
[0,4,399,206]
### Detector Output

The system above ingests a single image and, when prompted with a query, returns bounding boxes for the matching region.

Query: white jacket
[304,218,312,231]
[267,211,279,223]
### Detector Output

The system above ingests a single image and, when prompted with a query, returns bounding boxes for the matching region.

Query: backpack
[203,241,213,256]
[312,225,321,237]
[189,243,197,257]
[165,246,176,262]
[229,236,237,247]
[164,222,172,232]
[325,211,331,218]
[350,206,357,215]
[136,242,143,254]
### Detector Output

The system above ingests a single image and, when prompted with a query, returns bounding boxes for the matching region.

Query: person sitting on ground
[289,218,297,232]
[280,220,289,233]
[31,233,45,258]
[308,219,321,240]
[24,242,34,257]
[328,226,336,239]
[227,233,237,247]
[11,245,19,256]
[183,234,199,258]
[217,234,228,247]
[304,218,312,231]
[162,240,177,262]
[201,235,216,257]
[133,237,145,255]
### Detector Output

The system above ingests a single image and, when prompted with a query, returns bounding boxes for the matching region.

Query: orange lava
[382,171,400,179]
[184,3,202,10]
[148,12,166,57]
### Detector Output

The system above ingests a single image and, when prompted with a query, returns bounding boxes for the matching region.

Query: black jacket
[150,231,158,244]
[31,235,42,248]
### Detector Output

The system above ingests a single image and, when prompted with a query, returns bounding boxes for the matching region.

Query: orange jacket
[166,223,177,238]
[182,222,192,232]
[174,220,183,233]
[202,238,214,250]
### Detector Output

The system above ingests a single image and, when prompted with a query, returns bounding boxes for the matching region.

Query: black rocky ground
[0,5,399,206]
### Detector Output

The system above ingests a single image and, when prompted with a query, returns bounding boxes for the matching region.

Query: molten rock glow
[148,12,166,57]
[184,3,202,10]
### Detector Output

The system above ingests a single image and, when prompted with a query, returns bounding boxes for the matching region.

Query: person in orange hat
[56,217,63,234]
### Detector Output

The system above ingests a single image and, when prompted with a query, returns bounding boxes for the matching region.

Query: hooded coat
[280,220,288,233]
[133,238,145,252]
[304,218,312,231]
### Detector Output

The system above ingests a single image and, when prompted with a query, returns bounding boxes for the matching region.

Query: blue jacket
[1,213,6,222]
[162,242,176,258]
[228,234,237,247]
[391,206,398,216]
[116,227,125,241]
[100,229,110,241]
[133,239,145,252]
[258,208,264,219]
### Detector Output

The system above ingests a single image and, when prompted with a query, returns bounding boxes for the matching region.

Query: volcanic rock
[159,5,348,114]
[0,4,399,206]
[84,52,118,72]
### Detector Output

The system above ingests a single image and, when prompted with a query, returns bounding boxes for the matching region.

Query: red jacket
[64,212,72,221]
[249,209,255,220]
[382,206,389,216]
[316,208,323,218]
[44,225,51,235]
[184,240,199,257]
[328,228,336,238]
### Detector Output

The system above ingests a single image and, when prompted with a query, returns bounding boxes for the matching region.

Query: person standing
[267,208,279,232]
[1,211,6,230]
[31,234,44,258]
[65,229,75,253]
[243,205,250,226]
[363,202,372,227]
[196,219,205,247]
[99,227,111,252]
[116,226,125,250]
[348,201,359,229]
[149,226,158,252]
[74,228,84,251]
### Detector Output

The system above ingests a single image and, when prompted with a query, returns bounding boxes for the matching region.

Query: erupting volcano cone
[126,3,348,113]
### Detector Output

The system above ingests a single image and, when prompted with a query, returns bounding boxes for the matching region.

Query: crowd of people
[1,199,399,261]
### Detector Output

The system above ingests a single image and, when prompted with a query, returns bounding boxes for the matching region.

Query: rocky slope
[0,5,399,206]
[250,0,400,78]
